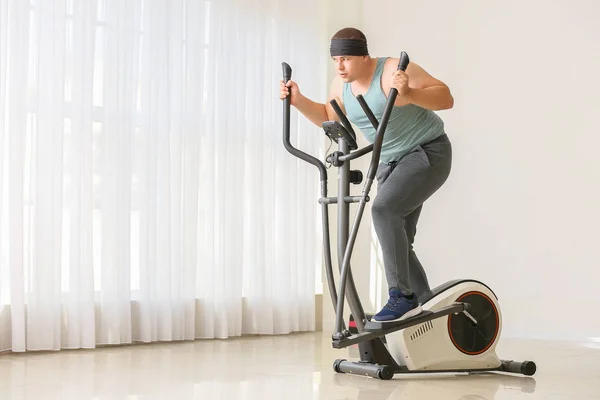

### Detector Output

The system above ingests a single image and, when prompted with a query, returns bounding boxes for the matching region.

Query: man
[279,27,453,322]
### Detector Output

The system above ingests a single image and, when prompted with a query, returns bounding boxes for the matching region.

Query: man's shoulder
[382,56,400,68]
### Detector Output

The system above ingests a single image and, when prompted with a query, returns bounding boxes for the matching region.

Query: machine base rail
[333,359,537,380]
[332,302,467,349]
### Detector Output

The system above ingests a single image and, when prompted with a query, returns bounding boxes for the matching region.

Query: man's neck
[353,57,378,87]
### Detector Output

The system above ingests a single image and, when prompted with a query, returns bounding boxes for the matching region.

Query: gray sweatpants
[372,134,452,302]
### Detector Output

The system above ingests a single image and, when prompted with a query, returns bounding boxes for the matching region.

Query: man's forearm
[406,86,454,111]
[295,95,329,127]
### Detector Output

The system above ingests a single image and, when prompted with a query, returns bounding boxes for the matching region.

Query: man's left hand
[391,70,411,98]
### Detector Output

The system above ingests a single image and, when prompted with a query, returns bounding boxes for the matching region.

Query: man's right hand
[279,79,332,128]
[280,79,300,106]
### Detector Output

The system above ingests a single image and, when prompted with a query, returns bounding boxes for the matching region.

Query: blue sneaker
[372,288,423,322]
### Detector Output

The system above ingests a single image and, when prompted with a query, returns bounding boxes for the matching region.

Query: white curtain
[0,0,327,352]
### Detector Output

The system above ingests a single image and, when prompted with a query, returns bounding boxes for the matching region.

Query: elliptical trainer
[281,52,536,380]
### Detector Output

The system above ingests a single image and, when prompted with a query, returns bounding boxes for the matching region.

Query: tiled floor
[0,331,599,399]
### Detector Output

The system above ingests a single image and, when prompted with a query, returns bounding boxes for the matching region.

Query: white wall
[359,0,600,341]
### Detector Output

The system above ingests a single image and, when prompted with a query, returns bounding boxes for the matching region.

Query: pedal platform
[364,310,436,332]
[333,303,467,349]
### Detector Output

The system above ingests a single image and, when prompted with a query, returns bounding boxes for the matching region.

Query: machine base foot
[500,359,537,376]
[334,359,394,380]
[333,359,537,380]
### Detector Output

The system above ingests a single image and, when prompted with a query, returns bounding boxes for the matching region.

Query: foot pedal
[364,310,435,332]
[364,303,467,333]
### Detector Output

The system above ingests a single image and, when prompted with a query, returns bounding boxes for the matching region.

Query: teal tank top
[342,57,445,164]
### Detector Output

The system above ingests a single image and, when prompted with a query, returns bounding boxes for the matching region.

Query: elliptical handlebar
[282,62,342,332]
[281,62,328,182]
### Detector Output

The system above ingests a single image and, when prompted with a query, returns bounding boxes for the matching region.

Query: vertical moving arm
[281,63,342,328]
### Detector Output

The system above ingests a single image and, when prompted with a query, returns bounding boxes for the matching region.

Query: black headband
[330,39,369,57]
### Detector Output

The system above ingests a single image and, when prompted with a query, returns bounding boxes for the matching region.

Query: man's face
[332,56,367,82]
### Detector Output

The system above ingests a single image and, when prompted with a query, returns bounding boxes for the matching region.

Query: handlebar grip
[398,51,409,71]
[282,62,292,83]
